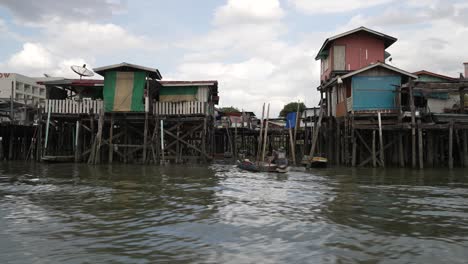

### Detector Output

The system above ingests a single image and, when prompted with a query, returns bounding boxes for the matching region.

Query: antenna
[44,73,51,78]
[71,64,94,79]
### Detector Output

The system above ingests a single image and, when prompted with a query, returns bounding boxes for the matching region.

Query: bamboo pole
[75,120,81,162]
[372,130,376,168]
[288,121,296,165]
[449,121,453,169]
[309,106,324,157]
[417,119,423,169]
[256,103,265,162]
[43,102,52,157]
[261,103,270,163]
[378,112,385,167]
[160,119,165,165]
[409,81,417,168]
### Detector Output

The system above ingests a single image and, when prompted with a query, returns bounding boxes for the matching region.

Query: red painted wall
[321,31,386,81]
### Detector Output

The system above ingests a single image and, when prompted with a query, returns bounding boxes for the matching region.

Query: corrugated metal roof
[319,62,417,90]
[413,70,458,82]
[93,62,162,79]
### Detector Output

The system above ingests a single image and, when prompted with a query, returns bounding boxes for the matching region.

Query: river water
[0,162,467,264]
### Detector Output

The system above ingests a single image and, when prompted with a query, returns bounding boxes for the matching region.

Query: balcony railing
[45,99,103,114]
[153,101,209,116]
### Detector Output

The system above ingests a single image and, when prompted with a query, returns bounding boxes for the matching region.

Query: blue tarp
[286,112,297,129]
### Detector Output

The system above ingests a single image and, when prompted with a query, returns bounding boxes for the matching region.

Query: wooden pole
[293,102,300,165]
[160,119,165,165]
[417,119,423,169]
[464,130,468,167]
[108,115,114,164]
[409,81,417,168]
[351,116,357,167]
[261,103,270,163]
[309,106,324,157]
[143,111,148,163]
[372,130,376,168]
[449,121,454,169]
[43,102,52,157]
[256,103,265,162]
[94,109,104,164]
[398,132,404,167]
[75,120,81,162]
[234,119,238,159]
[378,112,384,167]
[335,119,340,165]
[288,124,296,165]
[427,131,433,168]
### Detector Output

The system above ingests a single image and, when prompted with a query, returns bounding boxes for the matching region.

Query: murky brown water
[0,162,467,263]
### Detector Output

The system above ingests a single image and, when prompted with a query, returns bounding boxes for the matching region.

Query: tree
[219,106,240,113]
[279,102,306,117]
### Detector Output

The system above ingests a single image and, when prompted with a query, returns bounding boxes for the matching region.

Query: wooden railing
[44,99,211,116]
[44,99,103,114]
[153,101,209,116]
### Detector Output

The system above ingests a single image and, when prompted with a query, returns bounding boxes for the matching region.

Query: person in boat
[272,147,288,167]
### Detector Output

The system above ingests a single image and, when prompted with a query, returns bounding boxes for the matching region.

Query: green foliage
[219,106,241,113]
[279,102,306,117]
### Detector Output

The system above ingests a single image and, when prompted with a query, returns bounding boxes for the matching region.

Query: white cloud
[214,0,284,26]
[288,0,391,14]
[7,43,54,71]
[170,0,321,116]
[2,18,163,77]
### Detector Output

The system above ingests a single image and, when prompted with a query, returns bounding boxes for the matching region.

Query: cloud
[1,17,163,78]
[0,0,126,23]
[288,0,391,14]
[169,0,322,116]
[214,0,284,26]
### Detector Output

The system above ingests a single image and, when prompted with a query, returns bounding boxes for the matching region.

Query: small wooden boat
[301,155,328,168]
[237,159,289,173]
[41,155,75,163]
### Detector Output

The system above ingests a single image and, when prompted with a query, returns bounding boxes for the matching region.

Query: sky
[0,0,467,116]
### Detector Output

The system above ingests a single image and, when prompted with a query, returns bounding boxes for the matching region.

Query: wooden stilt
[261,103,270,162]
[464,130,468,167]
[417,120,423,169]
[378,112,385,167]
[449,121,454,169]
[409,81,417,169]
[427,131,433,168]
[143,112,148,164]
[372,130,376,168]
[257,103,265,162]
[108,115,114,164]
[398,131,405,167]
[75,120,82,162]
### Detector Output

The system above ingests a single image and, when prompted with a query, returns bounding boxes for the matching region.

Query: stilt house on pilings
[312,26,468,168]
[40,62,219,164]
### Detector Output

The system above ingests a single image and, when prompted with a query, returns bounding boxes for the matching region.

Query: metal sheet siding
[333,31,385,72]
[352,76,401,110]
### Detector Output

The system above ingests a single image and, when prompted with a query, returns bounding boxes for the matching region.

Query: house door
[333,45,346,71]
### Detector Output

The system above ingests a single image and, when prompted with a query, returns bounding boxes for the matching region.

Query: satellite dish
[71,64,94,79]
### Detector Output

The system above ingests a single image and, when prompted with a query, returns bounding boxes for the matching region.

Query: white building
[0,73,46,107]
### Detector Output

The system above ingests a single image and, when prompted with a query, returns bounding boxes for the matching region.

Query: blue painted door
[352,76,401,110]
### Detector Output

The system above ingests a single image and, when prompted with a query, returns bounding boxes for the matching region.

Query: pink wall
[321,31,386,82]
